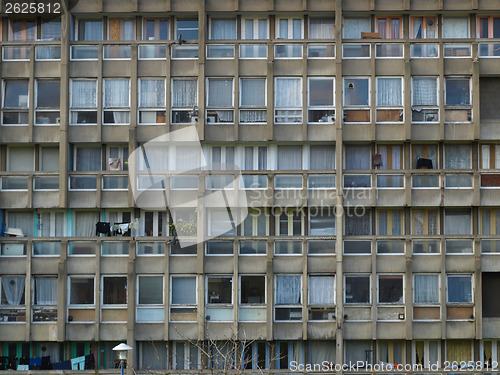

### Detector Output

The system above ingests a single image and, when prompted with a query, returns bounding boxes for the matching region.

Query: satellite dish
[178,34,186,45]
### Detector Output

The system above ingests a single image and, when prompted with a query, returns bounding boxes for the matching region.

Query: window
[172,341,200,370]
[35,80,60,125]
[207,78,234,124]
[480,209,500,235]
[143,18,168,40]
[376,17,402,39]
[240,275,265,304]
[33,277,57,321]
[343,17,370,39]
[103,79,130,125]
[446,340,472,362]
[376,77,403,123]
[239,78,266,124]
[412,209,438,235]
[208,145,234,170]
[414,341,440,368]
[208,209,236,237]
[378,341,404,365]
[207,276,232,304]
[69,277,94,305]
[412,77,439,122]
[107,18,134,40]
[442,17,469,39]
[445,77,471,106]
[447,275,473,303]
[309,18,334,39]
[309,208,335,235]
[480,144,500,169]
[412,144,438,169]
[137,275,164,322]
[139,78,165,125]
[377,209,403,235]
[210,18,236,40]
[2,80,29,126]
[310,145,335,170]
[308,276,335,320]
[376,144,403,170]
[242,146,267,171]
[102,276,127,305]
[107,145,129,172]
[478,16,500,38]
[140,211,167,237]
[410,17,437,39]
[445,144,471,169]
[343,77,370,123]
[242,341,269,369]
[344,145,370,169]
[275,77,302,124]
[74,147,101,171]
[139,342,168,370]
[414,274,439,304]
[9,19,36,41]
[1,276,26,307]
[378,275,403,304]
[242,208,268,236]
[277,145,302,170]
[76,19,103,41]
[344,275,370,304]
[276,17,302,39]
[171,79,197,124]
[38,211,64,237]
[277,208,303,236]
[445,209,471,235]
[7,146,34,171]
[6,211,33,238]
[74,211,99,237]
[308,77,335,124]
[344,209,371,235]
[176,19,198,40]
[170,276,197,321]
[242,18,268,39]
[70,80,98,125]
[275,275,302,320]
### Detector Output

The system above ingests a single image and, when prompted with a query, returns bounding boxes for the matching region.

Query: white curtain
[345,341,372,364]
[8,147,34,171]
[8,211,33,236]
[172,277,196,305]
[35,278,57,305]
[413,18,422,38]
[377,78,402,106]
[344,211,371,235]
[276,275,301,304]
[119,19,134,40]
[75,211,99,237]
[1,277,25,305]
[40,147,59,171]
[140,79,165,107]
[279,19,302,39]
[293,342,304,365]
[172,80,197,108]
[445,145,471,169]
[209,210,236,236]
[309,18,335,39]
[175,146,200,171]
[76,147,101,171]
[244,19,267,39]
[240,110,266,122]
[345,145,371,169]
[104,79,129,108]
[71,80,96,108]
[140,145,168,171]
[278,146,302,170]
[445,210,471,234]
[78,20,102,41]
[413,145,437,168]
[414,275,439,303]
[210,19,236,39]
[275,78,301,108]
[413,210,437,235]
[379,211,388,235]
[310,145,335,170]
[413,77,438,106]
[482,210,490,235]
[442,17,469,38]
[343,18,370,39]
[308,276,334,304]
[240,79,265,106]
[40,212,64,237]
[310,341,335,364]
[208,79,232,107]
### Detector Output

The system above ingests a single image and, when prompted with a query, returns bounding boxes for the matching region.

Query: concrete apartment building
[1,0,500,372]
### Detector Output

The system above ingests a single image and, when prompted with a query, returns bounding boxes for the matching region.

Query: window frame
[239,274,266,306]
[68,275,95,308]
[103,78,131,125]
[34,79,60,126]
[274,77,303,124]
[411,76,440,123]
[274,274,303,321]
[275,17,304,39]
[410,16,438,39]
[377,274,404,305]
[446,274,474,304]
[344,274,371,305]
[206,275,233,306]
[136,274,165,321]
[101,275,128,313]
[1,79,30,126]
[411,208,440,235]
[375,16,402,39]
[444,77,472,107]
[413,274,440,305]
[138,77,166,125]
[343,77,371,123]
[75,18,103,41]
[142,18,169,41]
[412,340,441,368]
[208,17,237,40]
[171,78,198,124]
[239,77,267,125]
[241,17,269,40]
[375,76,404,123]
[206,77,235,124]
[69,79,98,125]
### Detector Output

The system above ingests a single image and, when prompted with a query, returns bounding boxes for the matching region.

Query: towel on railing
[70,356,85,370]
[17,365,29,370]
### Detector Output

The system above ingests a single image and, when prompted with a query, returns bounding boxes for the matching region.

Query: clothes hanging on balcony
[84,353,95,369]
[52,360,70,370]
[416,158,433,169]
[95,222,111,236]
[71,356,85,370]
[17,365,29,370]
[40,356,51,370]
